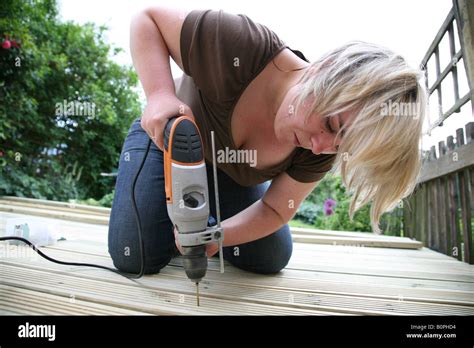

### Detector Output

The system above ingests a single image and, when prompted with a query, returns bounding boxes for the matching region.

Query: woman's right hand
[140,93,195,151]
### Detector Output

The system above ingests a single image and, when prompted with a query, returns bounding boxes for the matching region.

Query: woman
[108,7,426,275]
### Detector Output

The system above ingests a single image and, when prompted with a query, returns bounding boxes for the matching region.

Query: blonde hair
[293,41,427,234]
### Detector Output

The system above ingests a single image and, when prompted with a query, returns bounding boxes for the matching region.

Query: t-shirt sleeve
[180,9,286,102]
[286,150,337,183]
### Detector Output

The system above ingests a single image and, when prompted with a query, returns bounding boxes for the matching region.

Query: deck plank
[2,242,474,315]
[3,254,473,315]
[1,203,473,316]
[20,240,474,294]
[0,285,150,315]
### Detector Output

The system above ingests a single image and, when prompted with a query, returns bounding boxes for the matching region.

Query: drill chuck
[182,245,207,283]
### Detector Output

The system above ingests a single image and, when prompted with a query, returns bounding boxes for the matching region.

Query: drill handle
[163,117,178,152]
[178,225,224,248]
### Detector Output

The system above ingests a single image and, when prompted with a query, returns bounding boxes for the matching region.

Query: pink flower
[2,39,11,49]
[324,207,334,216]
[324,198,336,208]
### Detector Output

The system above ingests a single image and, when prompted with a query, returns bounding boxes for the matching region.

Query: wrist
[206,242,219,258]
[146,89,176,103]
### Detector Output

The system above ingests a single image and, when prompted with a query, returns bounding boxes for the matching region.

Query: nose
[311,134,340,155]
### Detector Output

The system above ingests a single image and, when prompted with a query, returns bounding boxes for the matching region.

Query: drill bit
[196,282,200,306]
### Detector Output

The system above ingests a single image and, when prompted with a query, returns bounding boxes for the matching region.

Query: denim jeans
[108,119,293,275]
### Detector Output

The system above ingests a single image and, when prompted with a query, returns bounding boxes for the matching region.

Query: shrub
[295,201,321,225]
[0,0,141,201]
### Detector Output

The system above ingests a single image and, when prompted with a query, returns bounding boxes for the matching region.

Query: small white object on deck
[3,217,59,247]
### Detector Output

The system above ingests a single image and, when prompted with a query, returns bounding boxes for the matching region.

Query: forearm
[130,10,175,100]
[220,199,287,247]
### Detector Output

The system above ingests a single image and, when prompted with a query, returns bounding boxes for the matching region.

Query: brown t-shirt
[175,9,336,187]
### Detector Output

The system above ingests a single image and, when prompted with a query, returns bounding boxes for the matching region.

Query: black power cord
[0,138,153,280]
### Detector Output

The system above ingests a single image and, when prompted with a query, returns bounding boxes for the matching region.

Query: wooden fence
[404,123,473,264]
[382,0,473,264]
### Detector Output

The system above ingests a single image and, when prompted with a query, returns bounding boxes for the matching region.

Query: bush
[292,173,372,231]
[294,201,321,225]
[0,0,141,201]
[77,190,114,208]
[313,198,372,231]
[293,172,403,233]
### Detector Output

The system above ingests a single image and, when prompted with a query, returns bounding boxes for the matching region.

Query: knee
[257,240,293,274]
[108,241,174,275]
[224,224,293,274]
[260,224,293,274]
[238,249,292,275]
[108,221,176,275]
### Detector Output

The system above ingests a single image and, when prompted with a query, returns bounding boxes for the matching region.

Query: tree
[0,0,141,200]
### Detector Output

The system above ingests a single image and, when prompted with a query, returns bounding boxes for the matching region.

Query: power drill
[163,116,224,306]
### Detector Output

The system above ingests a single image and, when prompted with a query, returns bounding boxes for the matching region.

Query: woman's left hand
[174,227,219,258]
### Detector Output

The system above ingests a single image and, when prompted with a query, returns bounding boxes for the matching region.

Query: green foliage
[294,201,321,225]
[314,197,372,231]
[288,219,315,229]
[295,173,403,233]
[78,190,115,208]
[0,0,140,201]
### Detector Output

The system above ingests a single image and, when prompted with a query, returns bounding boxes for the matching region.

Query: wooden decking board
[52,241,474,290]
[42,239,474,279]
[5,245,474,307]
[0,198,422,250]
[41,234,452,266]
[4,258,473,316]
[291,234,422,249]
[3,264,344,316]
[48,240,462,274]
[293,245,469,265]
[291,226,416,240]
[174,260,474,293]
[293,241,443,257]
[174,255,474,283]
[0,205,421,248]
[292,253,472,275]
[74,239,473,283]
[0,197,111,215]
[0,285,150,315]
[0,203,109,225]
[36,239,474,292]
[44,242,474,288]
[1,201,473,316]
[0,199,110,217]
[0,260,397,316]
[290,253,474,276]
[3,244,474,315]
